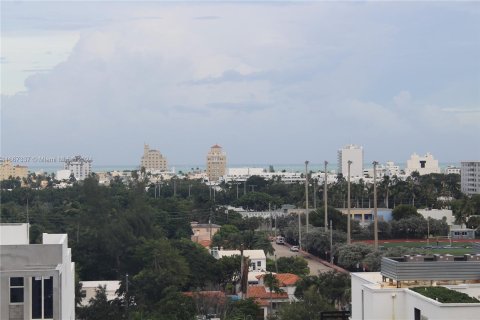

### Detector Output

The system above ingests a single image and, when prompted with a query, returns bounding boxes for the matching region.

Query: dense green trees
[392,205,420,220]
[266,256,310,276]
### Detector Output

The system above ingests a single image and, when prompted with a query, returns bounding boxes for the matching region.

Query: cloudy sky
[1,1,479,167]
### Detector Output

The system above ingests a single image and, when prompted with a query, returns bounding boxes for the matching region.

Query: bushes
[411,286,480,303]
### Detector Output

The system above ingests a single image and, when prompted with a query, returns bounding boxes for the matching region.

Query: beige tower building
[141,144,168,172]
[0,161,28,181]
[206,144,227,181]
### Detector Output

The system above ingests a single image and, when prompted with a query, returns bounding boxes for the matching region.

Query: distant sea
[28,162,460,174]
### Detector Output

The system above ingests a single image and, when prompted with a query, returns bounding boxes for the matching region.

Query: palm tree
[263,272,282,316]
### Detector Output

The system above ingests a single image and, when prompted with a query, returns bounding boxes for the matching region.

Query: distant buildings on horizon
[1,144,478,196]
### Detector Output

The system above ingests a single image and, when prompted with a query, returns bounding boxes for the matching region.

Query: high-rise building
[64,155,92,181]
[206,144,227,182]
[141,144,168,172]
[461,161,479,195]
[0,160,28,181]
[337,144,364,177]
[405,152,440,176]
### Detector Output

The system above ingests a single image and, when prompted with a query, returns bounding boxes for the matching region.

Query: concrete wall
[0,224,29,245]
[0,232,75,320]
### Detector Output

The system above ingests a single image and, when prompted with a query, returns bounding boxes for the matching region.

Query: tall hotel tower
[206,144,227,182]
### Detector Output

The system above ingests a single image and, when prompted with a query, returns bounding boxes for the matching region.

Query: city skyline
[2,1,479,165]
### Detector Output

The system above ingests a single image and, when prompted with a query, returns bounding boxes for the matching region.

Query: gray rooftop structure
[381,255,480,287]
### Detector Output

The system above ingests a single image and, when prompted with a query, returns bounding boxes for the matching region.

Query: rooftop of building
[256,273,300,286]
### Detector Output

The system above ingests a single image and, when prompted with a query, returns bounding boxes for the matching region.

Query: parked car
[275,236,285,245]
[290,246,299,252]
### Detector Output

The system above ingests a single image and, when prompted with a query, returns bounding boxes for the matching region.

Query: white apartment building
[206,144,227,182]
[461,161,479,196]
[405,152,440,176]
[445,166,461,175]
[211,248,266,272]
[385,161,401,177]
[56,169,72,181]
[0,223,75,320]
[141,144,168,172]
[338,144,364,178]
[63,155,92,181]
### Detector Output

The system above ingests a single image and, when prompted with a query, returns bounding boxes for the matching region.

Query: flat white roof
[81,280,121,291]
[0,223,29,245]
[217,249,266,260]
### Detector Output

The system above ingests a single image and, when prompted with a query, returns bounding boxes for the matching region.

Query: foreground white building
[0,223,75,320]
[351,272,480,320]
[338,144,364,178]
[461,161,480,196]
[405,153,440,176]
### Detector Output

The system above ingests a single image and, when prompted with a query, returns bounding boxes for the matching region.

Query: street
[270,242,333,275]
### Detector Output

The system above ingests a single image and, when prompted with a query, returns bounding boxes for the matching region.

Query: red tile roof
[256,273,300,286]
[247,286,288,300]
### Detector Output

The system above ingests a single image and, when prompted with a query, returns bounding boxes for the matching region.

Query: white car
[290,246,299,252]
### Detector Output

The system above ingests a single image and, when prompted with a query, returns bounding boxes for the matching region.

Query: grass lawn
[380,240,476,255]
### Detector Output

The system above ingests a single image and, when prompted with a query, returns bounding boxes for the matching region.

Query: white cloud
[2,2,479,164]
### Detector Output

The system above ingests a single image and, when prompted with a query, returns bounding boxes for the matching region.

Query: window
[257,261,261,267]
[414,308,421,320]
[32,276,53,319]
[10,277,24,303]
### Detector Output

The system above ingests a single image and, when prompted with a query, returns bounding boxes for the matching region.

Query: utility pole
[324,161,328,231]
[173,179,177,197]
[188,184,192,197]
[305,161,309,239]
[373,161,379,250]
[126,273,129,320]
[313,178,317,211]
[330,220,333,264]
[298,212,302,251]
[244,180,247,195]
[250,185,256,192]
[347,160,352,244]
[26,197,29,243]
[209,208,213,241]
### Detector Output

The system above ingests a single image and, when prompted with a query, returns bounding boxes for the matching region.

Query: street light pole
[305,160,309,238]
[373,161,379,250]
[347,160,352,244]
[324,161,328,231]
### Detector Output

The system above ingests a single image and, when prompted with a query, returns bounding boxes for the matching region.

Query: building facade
[206,144,227,182]
[0,161,28,181]
[140,144,168,172]
[445,166,461,175]
[337,144,364,177]
[405,152,440,176]
[461,161,479,196]
[64,155,92,181]
[0,223,75,320]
